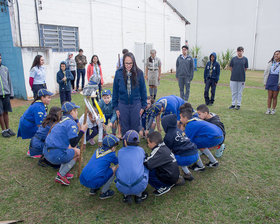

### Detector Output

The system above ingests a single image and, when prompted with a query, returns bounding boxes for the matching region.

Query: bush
[202,56,208,67]
[217,49,234,69]
[190,45,201,59]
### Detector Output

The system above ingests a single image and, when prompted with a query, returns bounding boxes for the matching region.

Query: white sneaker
[265,109,271,115]
[271,109,276,115]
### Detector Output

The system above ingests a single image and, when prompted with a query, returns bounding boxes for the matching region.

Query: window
[39,24,79,52]
[170,36,181,51]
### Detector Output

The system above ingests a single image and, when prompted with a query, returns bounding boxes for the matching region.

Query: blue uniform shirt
[80,147,118,189]
[157,95,185,120]
[17,101,47,139]
[98,99,117,124]
[45,114,78,150]
[184,118,224,149]
[29,124,51,156]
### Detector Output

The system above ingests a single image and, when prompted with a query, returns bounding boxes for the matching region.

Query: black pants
[204,79,217,104]
[59,91,71,105]
[70,70,76,90]
[32,84,47,99]
[76,69,85,90]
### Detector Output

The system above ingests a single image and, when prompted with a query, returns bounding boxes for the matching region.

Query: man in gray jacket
[176,45,194,101]
[0,54,15,138]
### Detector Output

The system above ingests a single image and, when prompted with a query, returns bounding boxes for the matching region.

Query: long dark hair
[42,106,62,128]
[31,55,42,70]
[269,50,280,63]
[122,52,139,87]
[90,55,101,66]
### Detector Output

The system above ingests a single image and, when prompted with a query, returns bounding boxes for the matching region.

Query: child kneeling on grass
[80,134,119,199]
[161,114,198,181]
[98,89,118,136]
[180,103,224,171]
[139,96,156,138]
[196,104,226,158]
[27,106,62,158]
[144,131,184,196]
[43,102,88,186]
[115,130,149,205]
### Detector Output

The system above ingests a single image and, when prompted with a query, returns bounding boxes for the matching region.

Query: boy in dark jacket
[197,104,226,158]
[204,52,220,105]
[144,131,183,196]
[161,114,198,181]
[57,61,74,105]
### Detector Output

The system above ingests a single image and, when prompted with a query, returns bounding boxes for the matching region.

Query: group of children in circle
[17,89,225,205]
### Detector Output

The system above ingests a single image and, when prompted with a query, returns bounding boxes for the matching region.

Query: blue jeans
[76,69,86,90]
[204,79,217,104]
[59,91,71,105]
[178,77,191,101]
[148,169,171,190]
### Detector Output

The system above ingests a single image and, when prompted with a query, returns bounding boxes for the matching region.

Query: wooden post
[78,105,88,178]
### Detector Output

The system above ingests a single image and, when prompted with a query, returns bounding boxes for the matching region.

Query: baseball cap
[37,89,53,97]
[102,89,111,96]
[102,134,119,150]
[61,102,80,112]
[123,130,140,144]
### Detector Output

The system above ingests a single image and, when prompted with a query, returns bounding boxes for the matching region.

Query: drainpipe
[252,0,259,70]
[195,0,199,47]
[34,0,41,47]
[163,2,166,72]
[121,0,124,49]
[90,0,94,53]
[15,0,22,47]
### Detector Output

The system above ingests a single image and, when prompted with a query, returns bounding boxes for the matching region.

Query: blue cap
[102,134,119,150]
[153,102,164,114]
[123,130,140,144]
[102,89,111,96]
[61,102,80,112]
[37,89,53,97]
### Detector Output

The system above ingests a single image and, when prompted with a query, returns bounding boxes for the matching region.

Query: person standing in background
[0,54,16,138]
[228,46,248,110]
[263,50,280,115]
[116,49,129,70]
[65,53,77,93]
[75,49,87,91]
[145,49,161,100]
[176,45,194,101]
[29,55,47,98]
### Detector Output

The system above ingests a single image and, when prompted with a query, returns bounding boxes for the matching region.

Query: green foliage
[217,49,235,69]
[202,56,208,67]
[190,45,201,59]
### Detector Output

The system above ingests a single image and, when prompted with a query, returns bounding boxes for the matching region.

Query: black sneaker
[99,189,114,199]
[123,195,133,205]
[38,156,60,169]
[235,105,240,110]
[206,161,219,168]
[183,172,194,181]
[7,129,16,136]
[2,130,11,138]
[189,163,205,172]
[134,191,148,204]
[153,186,171,196]
[175,176,186,186]
[89,188,100,195]
[228,105,235,109]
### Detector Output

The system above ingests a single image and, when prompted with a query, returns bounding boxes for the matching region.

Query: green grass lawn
[1,69,279,224]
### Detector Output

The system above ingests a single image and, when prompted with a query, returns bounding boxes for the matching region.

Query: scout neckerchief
[272,61,280,72]
[127,72,132,96]
[96,147,113,158]
[34,100,48,112]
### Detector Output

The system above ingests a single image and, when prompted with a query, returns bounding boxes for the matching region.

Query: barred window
[170,36,181,51]
[39,24,79,52]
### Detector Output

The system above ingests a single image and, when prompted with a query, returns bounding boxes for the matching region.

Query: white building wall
[12,0,186,99]
[183,0,280,70]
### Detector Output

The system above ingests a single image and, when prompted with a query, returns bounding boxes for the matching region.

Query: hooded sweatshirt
[204,52,220,83]
[56,62,74,92]
[0,64,14,97]
[65,53,76,71]
[176,54,194,79]
[162,114,198,157]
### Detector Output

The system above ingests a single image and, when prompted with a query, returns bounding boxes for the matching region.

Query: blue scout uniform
[80,135,119,189]
[29,124,51,156]
[43,114,78,165]
[17,100,47,139]
[184,118,224,149]
[162,114,198,166]
[115,130,149,195]
[157,95,185,120]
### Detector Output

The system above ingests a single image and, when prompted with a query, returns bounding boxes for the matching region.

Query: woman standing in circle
[87,55,104,100]
[145,49,161,100]
[264,50,280,115]
[29,55,47,98]
[112,52,147,137]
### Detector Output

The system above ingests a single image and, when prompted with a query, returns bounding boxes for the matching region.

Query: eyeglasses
[125,62,133,65]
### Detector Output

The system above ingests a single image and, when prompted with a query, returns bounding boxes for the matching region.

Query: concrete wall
[0,4,26,99]
[183,0,280,70]
[8,0,186,99]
